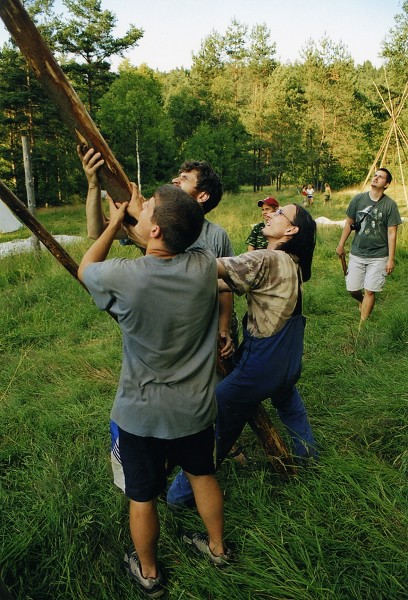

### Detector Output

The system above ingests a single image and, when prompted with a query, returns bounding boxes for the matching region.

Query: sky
[0,0,404,71]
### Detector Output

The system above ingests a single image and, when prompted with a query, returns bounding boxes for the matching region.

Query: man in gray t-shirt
[78,184,231,594]
[85,249,218,439]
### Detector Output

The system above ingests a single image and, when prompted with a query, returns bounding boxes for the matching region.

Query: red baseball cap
[258,196,279,208]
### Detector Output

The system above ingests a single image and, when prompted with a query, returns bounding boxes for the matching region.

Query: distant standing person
[323,183,331,205]
[336,168,402,324]
[306,184,314,207]
[246,196,279,251]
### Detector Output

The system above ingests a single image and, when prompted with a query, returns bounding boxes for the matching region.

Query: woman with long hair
[168,204,318,509]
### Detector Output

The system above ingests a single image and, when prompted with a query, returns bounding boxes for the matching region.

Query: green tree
[0,46,31,193]
[299,36,366,187]
[191,30,224,83]
[0,0,78,204]
[183,120,248,193]
[55,0,143,116]
[97,64,176,190]
[166,87,212,156]
[239,23,278,190]
[380,1,408,181]
[0,42,75,205]
[262,65,307,190]
[0,0,146,203]
[190,20,279,191]
[248,23,277,79]
[382,1,408,78]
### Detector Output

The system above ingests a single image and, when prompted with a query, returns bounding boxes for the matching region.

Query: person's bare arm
[336,216,354,256]
[216,260,234,357]
[385,225,398,274]
[78,198,128,281]
[218,290,233,358]
[78,145,140,241]
[217,259,228,280]
[77,145,108,239]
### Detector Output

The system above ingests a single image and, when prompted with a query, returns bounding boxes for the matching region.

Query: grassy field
[1,185,408,599]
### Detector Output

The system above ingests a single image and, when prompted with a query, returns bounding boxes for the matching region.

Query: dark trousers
[167,314,317,506]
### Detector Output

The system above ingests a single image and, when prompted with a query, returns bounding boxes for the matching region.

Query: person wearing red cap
[246,197,279,251]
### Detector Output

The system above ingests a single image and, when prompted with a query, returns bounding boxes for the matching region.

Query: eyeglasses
[275,208,295,226]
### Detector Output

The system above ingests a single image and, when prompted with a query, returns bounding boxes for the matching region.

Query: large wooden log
[248,404,296,475]
[0,0,132,204]
[339,253,347,276]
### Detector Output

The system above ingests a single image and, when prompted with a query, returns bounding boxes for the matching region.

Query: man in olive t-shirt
[336,168,402,323]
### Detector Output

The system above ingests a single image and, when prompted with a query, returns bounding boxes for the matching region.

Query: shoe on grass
[123,547,164,598]
[182,532,233,567]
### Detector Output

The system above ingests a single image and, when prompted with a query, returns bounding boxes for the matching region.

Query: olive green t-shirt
[347,192,402,258]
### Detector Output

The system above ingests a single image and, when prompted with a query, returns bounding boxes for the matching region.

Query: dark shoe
[294,447,319,467]
[182,532,233,567]
[123,547,164,598]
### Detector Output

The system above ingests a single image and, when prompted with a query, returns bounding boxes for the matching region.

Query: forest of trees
[0,0,407,205]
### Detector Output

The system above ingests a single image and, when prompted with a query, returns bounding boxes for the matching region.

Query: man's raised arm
[77,146,145,241]
[77,146,108,239]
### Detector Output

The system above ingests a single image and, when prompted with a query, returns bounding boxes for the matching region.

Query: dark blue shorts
[118,425,216,502]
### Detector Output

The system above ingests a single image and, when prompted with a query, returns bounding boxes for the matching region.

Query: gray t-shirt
[347,192,402,258]
[83,249,219,439]
[190,218,234,257]
[191,218,239,345]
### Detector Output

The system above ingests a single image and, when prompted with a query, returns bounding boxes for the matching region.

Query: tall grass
[1,188,407,599]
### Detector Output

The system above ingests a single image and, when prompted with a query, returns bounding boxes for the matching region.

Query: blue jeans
[167,315,317,506]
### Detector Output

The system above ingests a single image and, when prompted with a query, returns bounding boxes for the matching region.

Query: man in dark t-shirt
[336,168,402,323]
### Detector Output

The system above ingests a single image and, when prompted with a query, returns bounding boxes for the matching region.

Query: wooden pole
[339,253,347,277]
[0,179,85,285]
[0,0,132,204]
[371,76,408,208]
[248,404,297,474]
[21,134,40,252]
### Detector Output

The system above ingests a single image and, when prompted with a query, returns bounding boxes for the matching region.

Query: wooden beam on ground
[248,405,297,475]
[0,0,131,204]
